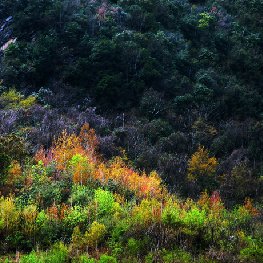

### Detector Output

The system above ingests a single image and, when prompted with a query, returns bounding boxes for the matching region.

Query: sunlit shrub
[0,89,36,109]
[182,207,206,234]
[70,154,95,185]
[132,198,162,225]
[70,221,106,253]
[94,188,115,215]
[22,204,38,236]
[64,206,88,228]
[99,254,117,263]
[198,12,214,29]
[0,196,19,233]
[161,200,182,227]
[20,242,68,263]
[84,221,107,249]
[72,255,96,263]
[161,248,192,263]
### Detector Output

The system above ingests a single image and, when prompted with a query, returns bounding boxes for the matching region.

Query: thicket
[0,126,262,262]
[0,0,263,203]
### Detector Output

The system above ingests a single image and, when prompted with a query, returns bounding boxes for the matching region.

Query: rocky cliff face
[0,16,13,49]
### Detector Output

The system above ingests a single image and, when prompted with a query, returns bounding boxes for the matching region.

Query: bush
[20,243,68,263]
[73,255,96,263]
[162,248,192,263]
[64,206,88,228]
[183,207,206,232]
[239,237,263,263]
[94,189,115,215]
[0,89,36,109]
[70,185,93,206]
[161,201,182,226]
[84,221,107,249]
[99,255,117,263]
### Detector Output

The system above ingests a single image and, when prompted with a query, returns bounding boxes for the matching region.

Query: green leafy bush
[94,189,115,215]
[0,89,36,109]
[99,255,117,263]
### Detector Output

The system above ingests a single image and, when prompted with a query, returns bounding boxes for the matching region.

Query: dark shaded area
[1,0,263,205]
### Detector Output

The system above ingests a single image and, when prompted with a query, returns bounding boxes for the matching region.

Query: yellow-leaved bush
[0,89,36,109]
[187,145,218,182]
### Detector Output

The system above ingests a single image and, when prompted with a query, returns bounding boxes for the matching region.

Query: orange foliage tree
[35,124,164,199]
[6,160,22,186]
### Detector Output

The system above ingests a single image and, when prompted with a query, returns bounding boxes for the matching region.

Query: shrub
[0,89,36,109]
[64,206,88,228]
[20,251,39,263]
[187,146,218,193]
[94,189,115,215]
[73,255,96,263]
[182,207,206,233]
[20,242,68,263]
[84,221,106,249]
[239,237,263,263]
[161,201,182,227]
[47,242,69,263]
[0,196,19,233]
[161,248,192,263]
[70,154,95,185]
[70,185,94,206]
[99,255,117,263]
[127,238,141,256]
[198,12,214,29]
[22,204,38,236]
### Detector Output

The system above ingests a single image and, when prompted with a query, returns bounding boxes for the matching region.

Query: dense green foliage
[1,0,263,202]
[1,0,263,114]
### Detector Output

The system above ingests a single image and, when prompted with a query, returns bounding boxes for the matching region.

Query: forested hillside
[0,0,263,262]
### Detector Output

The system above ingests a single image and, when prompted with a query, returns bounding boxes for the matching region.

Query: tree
[187,146,218,194]
[0,134,27,192]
